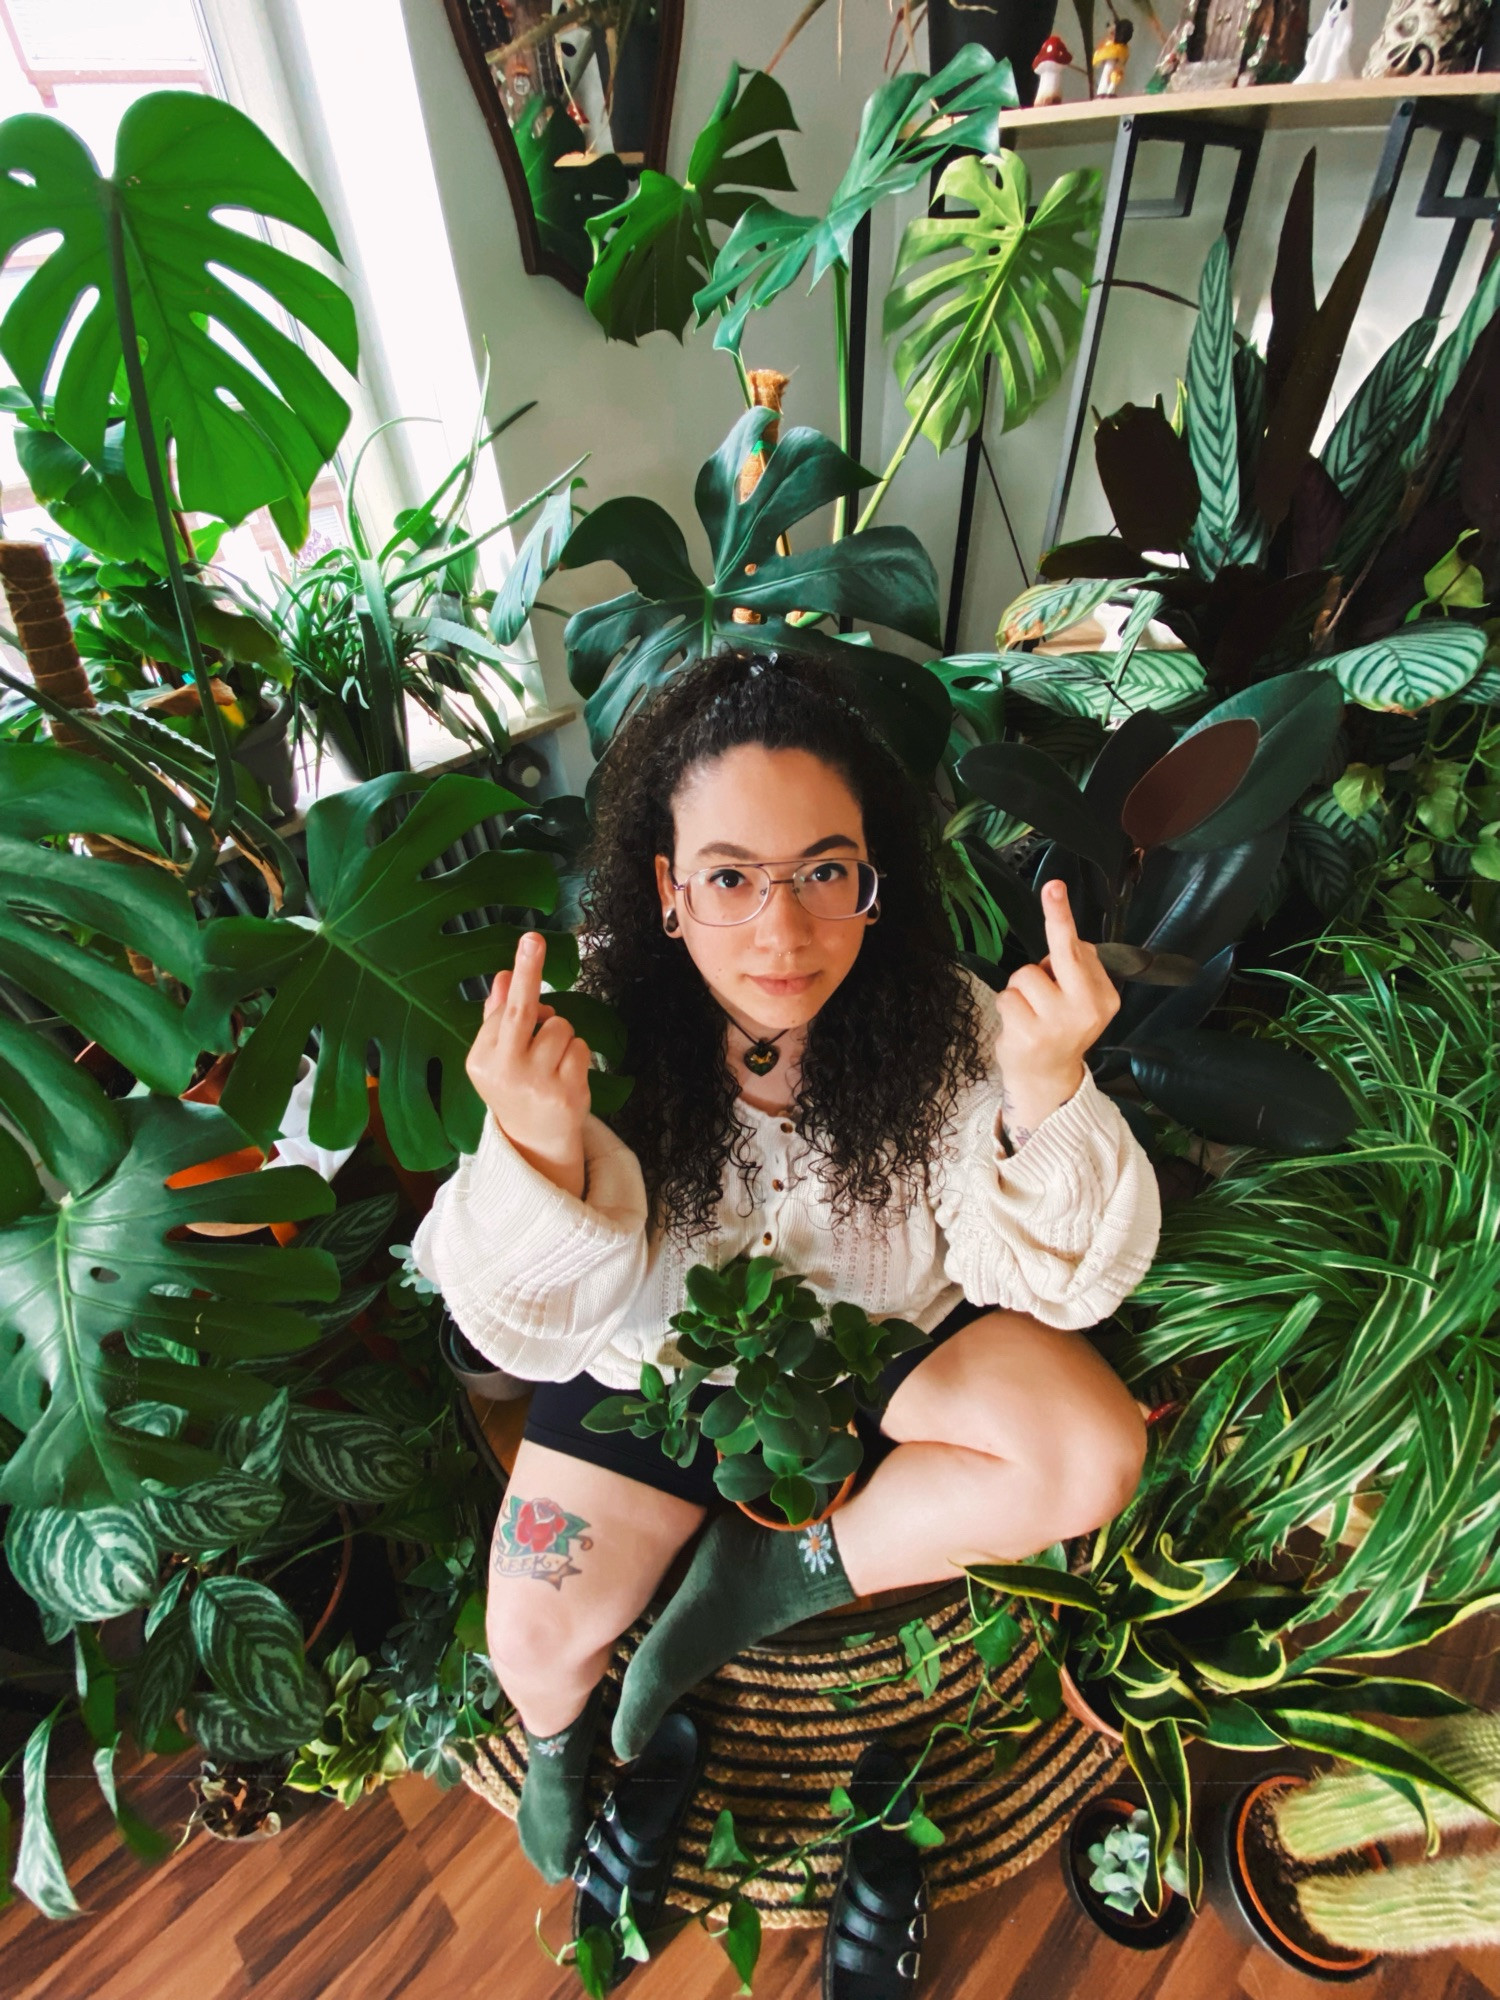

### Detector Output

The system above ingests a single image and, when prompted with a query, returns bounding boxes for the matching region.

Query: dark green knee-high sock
[517,1679,607,1883]
[612,1512,854,1760]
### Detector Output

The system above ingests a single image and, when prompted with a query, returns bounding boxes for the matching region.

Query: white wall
[398,0,1498,783]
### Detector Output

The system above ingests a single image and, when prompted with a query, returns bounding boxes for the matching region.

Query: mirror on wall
[442,0,684,295]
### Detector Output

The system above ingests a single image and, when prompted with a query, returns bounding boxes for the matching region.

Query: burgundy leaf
[1344,488,1469,641]
[1121,719,1259,851]
[1208,568,1333,692]
[1094,402,1201,555]
[1255,197,1390,531]
[1286,457,1348,574]
[1038,534,1146,580]
[1459,319,1500,541]
[1265,150,1319,415]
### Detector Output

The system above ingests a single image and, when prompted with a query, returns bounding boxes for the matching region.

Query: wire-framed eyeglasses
[671,858,881,926]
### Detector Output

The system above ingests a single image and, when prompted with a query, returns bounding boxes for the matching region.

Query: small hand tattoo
[999,1087,1034,1158]
[492,1494,593,1589]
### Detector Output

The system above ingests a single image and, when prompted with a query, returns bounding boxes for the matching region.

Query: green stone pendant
[744,1042,780,1075]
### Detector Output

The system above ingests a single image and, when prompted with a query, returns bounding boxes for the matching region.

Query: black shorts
[520,1295,992,1506]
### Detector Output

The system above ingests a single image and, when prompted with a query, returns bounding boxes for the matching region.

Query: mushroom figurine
[1032,32,1074,105]
[1092,17,1135,95]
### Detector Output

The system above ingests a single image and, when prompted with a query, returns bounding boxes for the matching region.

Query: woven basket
[462,1581,1120,1925]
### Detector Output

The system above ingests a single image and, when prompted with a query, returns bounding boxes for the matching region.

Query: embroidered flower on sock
[532,1731,570,1758]
[798,1522,835,1574]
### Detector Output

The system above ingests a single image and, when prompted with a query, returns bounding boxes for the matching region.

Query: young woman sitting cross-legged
[413,649,1160,1988]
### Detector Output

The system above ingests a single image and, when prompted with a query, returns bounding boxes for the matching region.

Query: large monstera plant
[0,91,592,1917]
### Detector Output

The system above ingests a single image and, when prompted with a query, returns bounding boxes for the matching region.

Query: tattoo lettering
[493,1494,594,1589]
[998,1087,1034,1158]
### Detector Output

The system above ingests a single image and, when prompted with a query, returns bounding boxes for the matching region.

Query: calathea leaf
[1127,1029,1356,1152]
[991,649,1205,723]
[585,64,798,344]
[884,151,1100,451]
[1320,623,1486,713]
[282,1408,420,1502]
[193,771,580,1170]
[15,1712,80,1920]
[133,1598,196,1751]
[189,1575,328,1746]
[559,408,940,754]
[1185,238,1240,574]
[139,1471,283,1551]
[5,1504,158,1621]
[997,575,1132,647]
[1321,315,1436,500]
[0,742,201,1094]
[697,45,1017,354]
[0,1097,337,1510]
[0,92,357,525]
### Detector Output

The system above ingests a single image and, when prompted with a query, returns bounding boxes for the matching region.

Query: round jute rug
[462,1581,1121,1926]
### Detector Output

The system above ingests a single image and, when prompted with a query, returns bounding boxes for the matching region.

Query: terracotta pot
[1059,1660,1126,1744]
[1063,1792,1193,1950]
[1217,1771,1387,1982]
[722,1428,860,1532]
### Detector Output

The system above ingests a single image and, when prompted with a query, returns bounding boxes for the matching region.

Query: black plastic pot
[1216,1771,1386,1983]
[1063,1793,1193,1950]
[232,694,297,821]
[926,0,1058,108]
[438,1307,531,1402]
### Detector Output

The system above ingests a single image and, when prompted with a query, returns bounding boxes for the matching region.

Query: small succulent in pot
[584,1254,927,1526]
[1088,1807,1190,1915]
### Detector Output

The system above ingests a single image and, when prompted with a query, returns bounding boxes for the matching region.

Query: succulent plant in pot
[1064,1797,1193,1950]
[583,1253,927,1527]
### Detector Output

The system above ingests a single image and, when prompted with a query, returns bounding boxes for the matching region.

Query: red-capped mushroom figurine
[1032,32,1074,105]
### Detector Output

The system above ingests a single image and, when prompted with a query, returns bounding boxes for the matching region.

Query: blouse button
[762,1231,772,1245]
[772,1179,783,1191]
[780,1121,793,1134]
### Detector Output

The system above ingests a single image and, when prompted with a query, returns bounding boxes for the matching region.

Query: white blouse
[412,971,1162,1393]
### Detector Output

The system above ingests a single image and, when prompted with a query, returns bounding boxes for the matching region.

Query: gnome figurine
[1032,31,1075,104]
[1092,18,1135,94]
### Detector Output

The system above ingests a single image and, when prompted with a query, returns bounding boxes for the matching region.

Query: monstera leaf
[884,150,1101,451]
[696,45,1018,355]
[558,407,943,755]
[0,742,201,1093]
[585,64,798,343]
[0,1093,338,1510]
[12,411,161,566]
[0,91,357,527]
[515,100,628,275]
[193,772,581,1171]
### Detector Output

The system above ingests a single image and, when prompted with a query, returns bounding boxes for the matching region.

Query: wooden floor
[9,1685,1500,2000]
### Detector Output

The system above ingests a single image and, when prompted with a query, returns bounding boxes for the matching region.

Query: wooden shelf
[999,71,1500,146]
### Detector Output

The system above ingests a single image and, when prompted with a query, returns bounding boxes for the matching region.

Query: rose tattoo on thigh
[493,1494,594,1588]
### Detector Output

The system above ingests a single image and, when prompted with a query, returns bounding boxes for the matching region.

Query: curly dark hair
[575,649,990,1244]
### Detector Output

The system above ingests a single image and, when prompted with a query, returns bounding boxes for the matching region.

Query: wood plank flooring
[6,1617,1500,1998]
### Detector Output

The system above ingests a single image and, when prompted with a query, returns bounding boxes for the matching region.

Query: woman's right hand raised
[465,931,592,1196]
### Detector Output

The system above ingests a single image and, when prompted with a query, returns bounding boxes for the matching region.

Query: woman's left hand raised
[991,880,1120,1147]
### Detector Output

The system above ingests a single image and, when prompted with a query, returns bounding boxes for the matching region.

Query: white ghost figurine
[1297,0,1357,79]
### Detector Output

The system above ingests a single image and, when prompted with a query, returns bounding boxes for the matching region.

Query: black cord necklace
[722,1005,794,1076]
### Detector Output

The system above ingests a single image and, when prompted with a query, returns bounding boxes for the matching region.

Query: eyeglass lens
[681,860,877,925]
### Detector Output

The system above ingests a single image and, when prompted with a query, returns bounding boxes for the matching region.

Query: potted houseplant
[582,1253,927,1527]
[1220,1710,1500,1978]
[1064,1796,1193,1948]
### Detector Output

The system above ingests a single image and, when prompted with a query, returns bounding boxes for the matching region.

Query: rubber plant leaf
[957,741,1127,877]
[1127,1029,1357,1153]
[193,772,585,1171]
[884,150,1101,451]
[0,1097,338,1511]
[0,742,201,1095]
[0,91,358,525]
[559,407,941,755]
[584,64,798,343]
[1169,670,1345,853]
[696,44,1018,354]
[1120,719,1259,850]
[1094,403,1200,556]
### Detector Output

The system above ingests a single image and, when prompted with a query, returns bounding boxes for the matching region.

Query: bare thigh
[880,1310,1146,1484]
[485,1439,705,1690]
